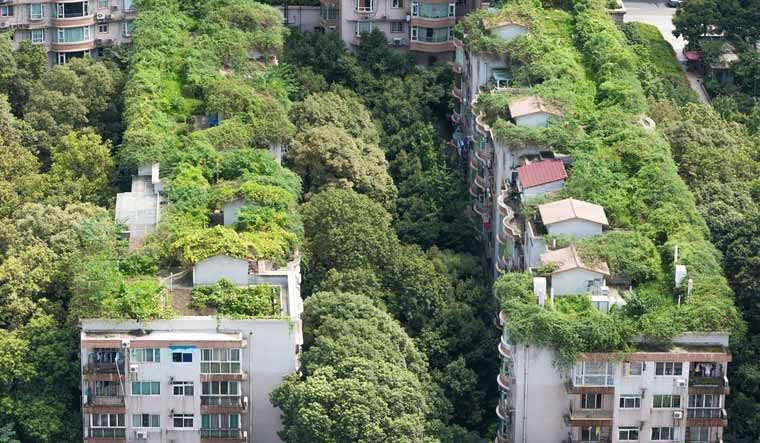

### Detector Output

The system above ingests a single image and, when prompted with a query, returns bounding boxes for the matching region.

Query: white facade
[546,218,604,238]
[193,255,249,287]
[499,322,731,443]
[490,23,528,41]
[80,317,298,443]
[512,112,553,128]
[517,179,565,201]
[550,268,607,296]
[222,199,249,228]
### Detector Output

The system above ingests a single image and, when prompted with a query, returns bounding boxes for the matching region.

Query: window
[391,0,402,7]
[202,381,240,405]
[355,20,372,36]
[29,4,43,19]
[581,393,602,409]
[688,394,719,408]
[172,414,194,429]
[1,6,14,17]
[655,362,682,376]
[619,395,641,409]
[390,22,403,33]
[411,26,418,41]
[618,427,639,441]
[201,349,241,374]
[95,381,122,397]
[319,4,339,20]
[448,2,455,16]
[411,1,418,16]
[201,414,240,438]
[573,361,615,386]
[653,395,681,408]
[98,23,109,33]
[132,414,160,428]
[687,427,710,443]
[31,29,44,44]
[54,2,88,18]
[624,362,643,376]
[651,427,679,441]
[356,0,373,12]
[172,351,193,363]
[56,26,93,43]
[91,413,125,427]
[173,381,194,396]
[131,348,160,363]
[581,427,601,442]
[96,47,105,57]
[123,0,134,10]
[131,381,160,396]
[99,0,108,8]
[122,20,134,36]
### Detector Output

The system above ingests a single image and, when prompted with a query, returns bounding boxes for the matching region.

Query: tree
[288,125,396,208]
[289,89,380,145]
[47,129,115,206]
[672,0,719,47]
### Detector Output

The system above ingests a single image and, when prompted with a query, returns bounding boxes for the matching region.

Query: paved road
[624,0,711,103]
[624,0,686,61]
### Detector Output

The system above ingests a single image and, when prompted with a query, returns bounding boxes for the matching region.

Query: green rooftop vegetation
[476,0,744,364]
[191,279,282,318]
[120,0,303,269]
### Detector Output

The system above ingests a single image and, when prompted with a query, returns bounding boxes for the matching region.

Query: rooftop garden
[120,0,302,269]
[469,0,744,363]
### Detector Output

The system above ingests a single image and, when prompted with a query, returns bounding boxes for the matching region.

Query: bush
[191,279,281,317]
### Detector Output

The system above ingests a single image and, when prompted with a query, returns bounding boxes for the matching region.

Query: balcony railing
[689,375,727,388]
[201,396,243,406]
[687,408,727,419]
[89,428,126,438]
[201,429,244,439]
[85,361,125,374]
[201,362,241,374]
[89,395,125,406]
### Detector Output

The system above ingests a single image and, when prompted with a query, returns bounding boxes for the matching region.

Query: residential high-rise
[454,7,730,443]
[0,0,135,64]
[319,0,481,63]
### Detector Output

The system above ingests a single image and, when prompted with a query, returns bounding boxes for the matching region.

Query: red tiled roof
[516,159,567,189]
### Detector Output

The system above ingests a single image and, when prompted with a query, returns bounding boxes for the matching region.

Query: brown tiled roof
[540,245,610,275]
[538,198,609,226]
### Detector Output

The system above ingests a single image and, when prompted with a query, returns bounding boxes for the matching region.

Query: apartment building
[0,0,135,64]
[82,165,303,443]
[497,314,730,443]
[319,0,481,63]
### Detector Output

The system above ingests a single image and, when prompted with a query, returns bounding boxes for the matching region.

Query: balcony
[689,375,729,395]
[686,408,728,427]
[496,399,513,421]
[87,428,126,439]
[84,361,125,375]
[451,109,461,124]
[410,40,455,53]
[201,396,247,413]
[200,429,246,442]
[452,86,464,101]
[88,395,125,407]
[564,407,613,427]
[497,373,511,392]
[498,337,512,360]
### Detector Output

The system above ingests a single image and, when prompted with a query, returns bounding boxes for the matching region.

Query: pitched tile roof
[508,96,563,119]
[538,198,609,226]
[540,245,610,276]
[516,159,567,189]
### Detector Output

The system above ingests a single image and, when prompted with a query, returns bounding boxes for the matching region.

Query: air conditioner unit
[675,378,687,388]
[111,5,118,10]
[242,396,249,410]
[135,430,148,440]
[96,12,106,19]
[121,339,130,348]
[129,364,139,374]
[242,431,248,443]
[0,22,7,29]
[673,410,683,419]
[393,37,402,46]
[95,38,102,44]
[405,14,410,21]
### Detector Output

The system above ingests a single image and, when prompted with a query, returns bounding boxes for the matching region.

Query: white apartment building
[0,0,135,64]
[498,314,730,443]
[80,316,300,443]
[319,0,482,63]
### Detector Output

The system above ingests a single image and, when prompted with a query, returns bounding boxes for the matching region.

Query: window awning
[492,70,513,82]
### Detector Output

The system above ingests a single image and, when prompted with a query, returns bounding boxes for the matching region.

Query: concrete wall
[192,255,249,286]
[514,112,552,128]
[223,199,249,227]
[519,179,565,201]
[551,268,605,295]
[512,344,570,443]
[491,23,528,41]
[546,218,603,239]
[524,222,547,270]
[276,5,321,32]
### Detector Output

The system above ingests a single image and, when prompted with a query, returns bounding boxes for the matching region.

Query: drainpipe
[522,345,529,443]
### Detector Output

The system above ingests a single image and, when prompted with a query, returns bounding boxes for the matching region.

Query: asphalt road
[623,0,687,61]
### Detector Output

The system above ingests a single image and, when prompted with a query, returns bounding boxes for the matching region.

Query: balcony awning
[492,70,513,82]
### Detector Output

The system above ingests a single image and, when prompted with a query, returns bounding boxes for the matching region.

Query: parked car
[667,0,683,7]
